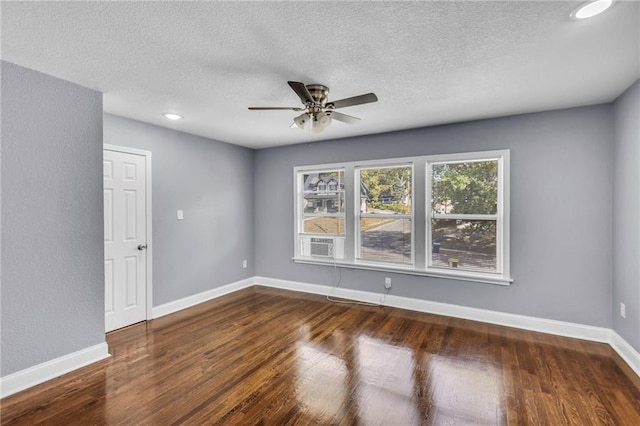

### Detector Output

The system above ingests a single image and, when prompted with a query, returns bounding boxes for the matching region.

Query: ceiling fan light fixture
[312,112,333,133]
[317,111,332,126]
[571,0,613,19]
[293,113,310,129]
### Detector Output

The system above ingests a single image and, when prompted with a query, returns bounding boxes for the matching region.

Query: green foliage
[361,167,412,212]
[432,161,498,215]
[368,201,411,214]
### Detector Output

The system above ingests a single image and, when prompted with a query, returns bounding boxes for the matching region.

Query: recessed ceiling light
[571,0,613,20]
[163,113,183,120]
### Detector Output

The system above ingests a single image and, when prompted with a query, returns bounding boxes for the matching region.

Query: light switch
[177,209,184,220]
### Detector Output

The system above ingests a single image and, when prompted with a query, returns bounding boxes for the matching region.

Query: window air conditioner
[310,237,334,257]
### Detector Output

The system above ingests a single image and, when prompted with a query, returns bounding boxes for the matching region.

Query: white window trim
[294,167,347,259]
[355,163,415,266]
[425,150,510,280]
[293,150,511,286]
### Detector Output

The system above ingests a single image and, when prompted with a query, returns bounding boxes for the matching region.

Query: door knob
[138,244,147,251]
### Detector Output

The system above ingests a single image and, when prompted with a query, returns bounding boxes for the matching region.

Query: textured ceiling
[2,1,639,149]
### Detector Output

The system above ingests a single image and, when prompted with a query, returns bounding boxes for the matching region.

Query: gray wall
[1,61,105,376]
[613,80,640,351]
[103,114,254,306]
[255,104,614,327]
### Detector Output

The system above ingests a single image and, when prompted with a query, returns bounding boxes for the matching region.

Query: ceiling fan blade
[248,106,304,111]
[330,111,361,124]
[287,81,315,105]
[326,93,378,109]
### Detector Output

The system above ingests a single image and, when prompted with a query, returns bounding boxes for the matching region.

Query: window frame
[425,151,509,280]
[294,166,347,259]
[355,163,415,266]
[293,150,511,286]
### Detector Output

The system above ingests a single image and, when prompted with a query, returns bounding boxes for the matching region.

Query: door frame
[104,144,153,322]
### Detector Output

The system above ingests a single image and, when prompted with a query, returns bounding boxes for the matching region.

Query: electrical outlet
[177,209,184,220]
[384,277,392,289]
[242,259,248,269]
[620,302,626,319]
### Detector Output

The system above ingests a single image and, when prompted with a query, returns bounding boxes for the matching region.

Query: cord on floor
[325,259,387,308]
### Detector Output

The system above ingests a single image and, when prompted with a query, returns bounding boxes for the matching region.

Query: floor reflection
[295,325,349,420]
[294,319,505,425]
[427,355,504,424]
[355,335,420,425]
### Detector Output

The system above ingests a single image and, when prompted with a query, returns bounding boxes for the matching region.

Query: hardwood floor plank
[1,286,638,425]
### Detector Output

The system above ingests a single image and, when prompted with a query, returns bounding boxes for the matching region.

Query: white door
[104,149,148,332]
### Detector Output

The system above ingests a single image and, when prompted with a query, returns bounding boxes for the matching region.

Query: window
[296,169,346,259]
[357,165,413,265]
[294,150,510,285]
[427,157,504,275]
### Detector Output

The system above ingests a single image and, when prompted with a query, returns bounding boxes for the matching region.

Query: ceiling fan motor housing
[306,84,330,108]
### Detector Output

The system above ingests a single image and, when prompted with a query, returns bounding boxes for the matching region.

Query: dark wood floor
[1,286,639,425]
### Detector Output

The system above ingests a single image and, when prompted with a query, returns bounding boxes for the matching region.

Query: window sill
[292,257,513,286]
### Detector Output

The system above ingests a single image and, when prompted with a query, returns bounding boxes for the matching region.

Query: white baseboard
[152,277,255,319]
[255,276,342,299]
[0,342,110,399]
[610,331,640,378]
[386,293,611,343]
[254,276,640,378]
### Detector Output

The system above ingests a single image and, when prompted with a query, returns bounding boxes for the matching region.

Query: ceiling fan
[249,81,378,133]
